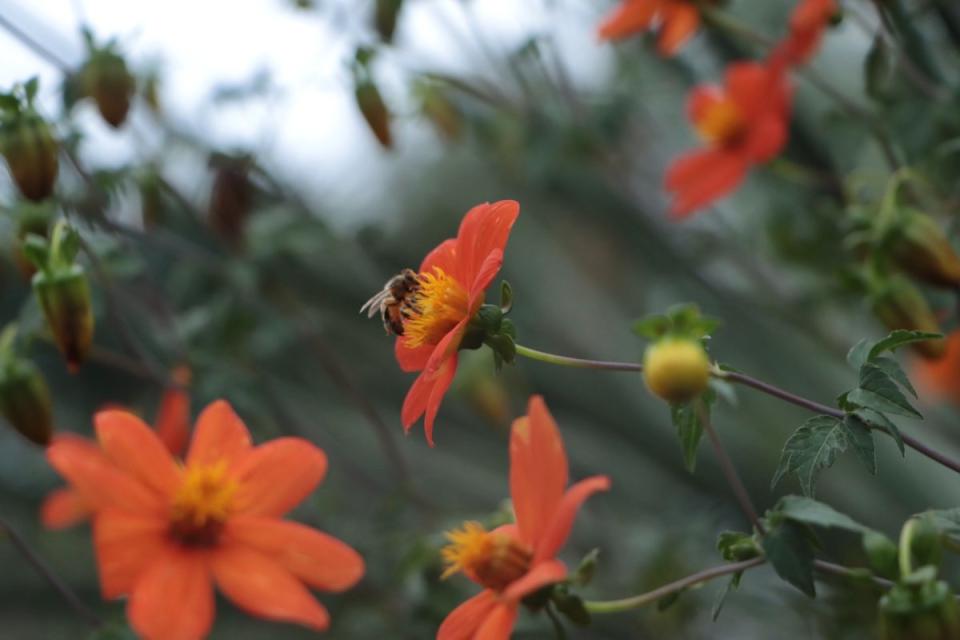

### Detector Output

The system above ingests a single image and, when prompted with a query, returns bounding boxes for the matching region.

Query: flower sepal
[0,324,53,446]
[464,303,517,369]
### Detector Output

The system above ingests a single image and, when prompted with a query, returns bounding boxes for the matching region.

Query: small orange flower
[437,396,610,639]
[666,61,791,217]
[46,400,364,639]
[774,0,838,67]
[914,331,960,403]
[395,200,520,446]
[41,383,192,530]
[598,0,705,56]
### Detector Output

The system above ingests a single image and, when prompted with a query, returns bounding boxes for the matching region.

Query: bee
[359,268,421,336]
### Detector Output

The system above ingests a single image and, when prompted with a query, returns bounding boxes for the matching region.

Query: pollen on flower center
[169,460,238,546]
[441,521,532,592]
[402,267,469,349]
[695,97,745,145]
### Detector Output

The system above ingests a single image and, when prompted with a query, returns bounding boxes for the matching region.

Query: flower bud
[11,200,53,279]
[880,581,960,640]
[82,49,135,128]
[0,357,53,446]
[375,0,403,42]
[891,211,960,288]
[208,155,253,246]
[355,78,393,148]
[0,111,59,201]
[33,266,95,372]
[643,338,711,403]
[418,82,463,141]
[871,276,945,359]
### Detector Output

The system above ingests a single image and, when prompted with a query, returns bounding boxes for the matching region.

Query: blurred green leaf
[762,520,816,597]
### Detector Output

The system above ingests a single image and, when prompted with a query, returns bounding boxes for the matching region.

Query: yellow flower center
[441,521,532,591]
[169,461,238,546]
[402,267,470,349]
[695,97,745,146]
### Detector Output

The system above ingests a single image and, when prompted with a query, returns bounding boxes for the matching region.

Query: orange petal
[657,2,700,55]
[401,354,459,446]
[510,396,568,548]
[597,0,659,40]
[454,200,519,295]
[437,591,498,640]
[420,237,460,275]
[423,318,469,377]
[40,487,91,530]
[468,249,503,306]
[474,603,519,640]
[503,559,567,602]
[665,149,749,218]
[154,386,191,457]
[534,476,611,564]
[94,509,171,599]
[46,437,164,515]
[96,410,181,499]
[232,438,328,517]
[186,400,252,469]
[225,516,364,592]
[128,546,214,640]
[395,339,433,373]
[687,85,724,124]
[211,543,330,632]
[744,113,788,163]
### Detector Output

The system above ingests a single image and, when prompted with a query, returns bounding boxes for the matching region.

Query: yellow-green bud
[0,358,53,446]
[33,266,95,372]
[643,338,711,403]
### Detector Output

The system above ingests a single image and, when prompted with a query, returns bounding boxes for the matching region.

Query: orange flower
[41,384,192,530]
[598,0,705,56]
[774,0,838,67]
[46,400,364,639]
[665,61,791,217]
[395,200,520,446]
[914,331,960,403]
[437,396,610,639]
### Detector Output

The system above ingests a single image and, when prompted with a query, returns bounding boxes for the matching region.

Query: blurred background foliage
[0,0,959,638]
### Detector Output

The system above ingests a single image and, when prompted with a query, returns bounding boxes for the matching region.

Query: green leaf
[762,520,816,597]
[711,572,742,622]
[23,76,38,102]
[847,338,871,371]
[869,355,917,398]
[854,408,904,455]
[632,314,670,339]
[842,415,876,475]
[865,35,894,100]
[863,530,899,579]
[572,548,599,586]
[849,363,920,418]
[921,508,960,538]
[671,397,708,473]
[868,330,942,361]
[772,415,847,496]
[552,588,591,627]
[775,495,872,533]
[499,280,513,313]
[21,234,50,272]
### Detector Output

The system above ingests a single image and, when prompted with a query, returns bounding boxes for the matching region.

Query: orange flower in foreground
[774,0,838,67]
[41,384,191,530]
[394,200,519,446]
[914,330,960,403]
[598,0,705,56]
[46,400,364,639]
[666,61,791,217]
[437,396,610,639]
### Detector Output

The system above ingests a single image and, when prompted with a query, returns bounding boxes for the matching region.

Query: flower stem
[514,344,642,372]
[584,557,765,614]
[0,516,103,628]
[701,412,765,535]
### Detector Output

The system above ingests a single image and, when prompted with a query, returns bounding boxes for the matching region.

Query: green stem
[584,557,765,614]
[514,344,643,372]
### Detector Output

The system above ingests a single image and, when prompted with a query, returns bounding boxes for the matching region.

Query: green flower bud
[33,266,94,372]
[83,49,135,128]
[0,357,53,446]
[355,78,392,149]
[880,581,960,640]
[892,211,960,288]
[871,276,945,359]
[0,111,59,201]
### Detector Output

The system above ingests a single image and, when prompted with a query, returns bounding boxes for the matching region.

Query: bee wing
[359,289,390,316]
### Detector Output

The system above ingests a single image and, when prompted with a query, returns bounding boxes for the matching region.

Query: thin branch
[814,559,895,590]
[722,370,842,418]
[0,13,72,72]
[702,412,765,535]
[584,557,766,614]
[515,344,643,372]
[0,516,103,628]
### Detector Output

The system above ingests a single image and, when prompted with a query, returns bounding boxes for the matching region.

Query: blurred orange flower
[774,0,838,67]
[395,200,520,446]
[437,396,610,639]
[666,61,791,217]
[598,0,704,56]
[914,331,960,402]
[46,400,364,640]
[41,383,192,530]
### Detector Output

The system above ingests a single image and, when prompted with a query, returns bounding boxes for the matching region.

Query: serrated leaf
[854,408,905,455]
[842,415,876,475]
[776,495,872,533]
[847,338,871,371]
[762,520,816,597]
[711,573,742,621]
[852,363,920,417]
[870,356,916,398]
[772,416,847,496]
[868,330,942,361]
[671,399,705,473]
